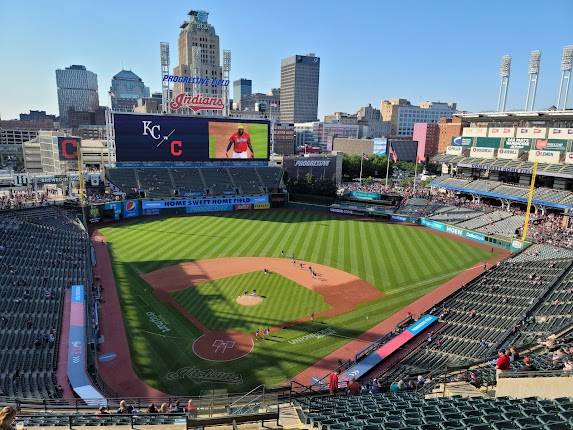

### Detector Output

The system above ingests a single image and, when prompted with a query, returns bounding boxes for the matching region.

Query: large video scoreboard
[113,113,270,162]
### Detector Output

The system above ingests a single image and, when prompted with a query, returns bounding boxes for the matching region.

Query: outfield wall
[418,217,525,252]
[86,195,271,222]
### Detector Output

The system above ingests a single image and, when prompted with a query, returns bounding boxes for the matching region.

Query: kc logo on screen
[142,121,183,157]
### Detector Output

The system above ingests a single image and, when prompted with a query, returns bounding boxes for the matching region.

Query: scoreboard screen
[113,113,270,162]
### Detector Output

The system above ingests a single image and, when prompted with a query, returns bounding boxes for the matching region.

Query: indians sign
[169,93,225,111]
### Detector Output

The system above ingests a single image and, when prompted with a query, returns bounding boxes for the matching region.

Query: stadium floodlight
[160,42,170,113]
[561,45,573,71]
[557,45,573,110]
[525,50,541,111]
[497,55,511,112]
[499,55,511,78]
[528,50,541,74]
[223,50,231,117]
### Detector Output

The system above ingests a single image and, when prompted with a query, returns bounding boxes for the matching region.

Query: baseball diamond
[95,208,498,395]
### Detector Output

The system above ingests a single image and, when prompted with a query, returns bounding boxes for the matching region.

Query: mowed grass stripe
[100,209,498,394]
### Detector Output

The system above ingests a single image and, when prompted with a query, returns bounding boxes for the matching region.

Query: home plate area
[192,331,254,362]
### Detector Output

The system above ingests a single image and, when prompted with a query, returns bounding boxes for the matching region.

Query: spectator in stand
[328,370,340,395]
[496,349,511,380]
[96,406,110,416]
[170,401,181,413]
[518,356,537,372]
[185,399,197,417]
[347,378,361,395]
[0,406,16,430]
[147,403,158,414]
[158,403,169,414]
[117,400,133,414]
[509,346,520,363]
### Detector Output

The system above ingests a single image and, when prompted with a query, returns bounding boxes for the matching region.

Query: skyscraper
[280,53,320,123]
[55,65,99,126]
[173,10,223,104]
[110,70,150,112]
[233,78,252,109]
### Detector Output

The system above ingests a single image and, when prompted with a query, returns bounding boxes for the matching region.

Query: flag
[362,153,369,161]
[389,144,398,162]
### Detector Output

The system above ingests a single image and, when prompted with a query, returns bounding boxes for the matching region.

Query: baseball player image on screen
[226,124,254,159]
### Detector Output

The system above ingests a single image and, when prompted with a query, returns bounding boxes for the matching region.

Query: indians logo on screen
[169,93,224,111]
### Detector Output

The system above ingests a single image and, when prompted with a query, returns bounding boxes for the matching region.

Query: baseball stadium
[2,105,573,429]
[1,6,573,428]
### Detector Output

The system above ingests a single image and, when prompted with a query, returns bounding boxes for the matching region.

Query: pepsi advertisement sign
[123,199,140,218]
[113,113,270,162]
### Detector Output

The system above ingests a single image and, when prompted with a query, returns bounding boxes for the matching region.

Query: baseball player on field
[225,124,255,159]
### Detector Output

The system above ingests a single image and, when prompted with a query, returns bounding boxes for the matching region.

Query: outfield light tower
[557,45,573,110]
[223,49,231,117]
[160,42,170,113]
[497,55,511,112]
[524,50,541,111]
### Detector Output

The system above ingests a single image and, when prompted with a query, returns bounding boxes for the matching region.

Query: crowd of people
[0,188,62,210]
[343,181,573,249]
[95,399,198,417]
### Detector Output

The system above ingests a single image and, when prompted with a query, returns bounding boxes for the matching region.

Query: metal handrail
[228,384,265,409]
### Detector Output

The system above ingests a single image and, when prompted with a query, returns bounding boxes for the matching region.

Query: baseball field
[98,209,498,395]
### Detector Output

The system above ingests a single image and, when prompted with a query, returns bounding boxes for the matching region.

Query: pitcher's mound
[236,295,263,306]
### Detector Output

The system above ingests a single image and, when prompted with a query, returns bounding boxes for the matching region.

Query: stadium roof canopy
[457,110,573,124]
[431,154,573,180]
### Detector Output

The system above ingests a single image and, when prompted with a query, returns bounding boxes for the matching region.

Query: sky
[0,0,572,120]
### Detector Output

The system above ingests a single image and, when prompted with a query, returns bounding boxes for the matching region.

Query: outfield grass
[100,209,497,394]
[172,272,330,332]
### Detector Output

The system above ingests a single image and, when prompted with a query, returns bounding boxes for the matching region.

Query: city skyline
[1,0,572,120]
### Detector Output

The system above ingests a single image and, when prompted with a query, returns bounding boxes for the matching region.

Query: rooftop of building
[112,70,144,82]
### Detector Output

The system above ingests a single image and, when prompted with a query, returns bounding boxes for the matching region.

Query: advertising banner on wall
[451,136,473,147]
[470,147,496,158]
[504,137,531,150]
[123,199,140,218]
[534,139,568,152]
[528,150,561,164]
[446,145,463,155]
[488,127,515,138]
[462,127,488,137]
[113,113,270,162]
[497,148,521,160]
[565,152,573,165]
[373,138,388,155]
[548,128,573,139]
[475,137,501,149]
[516,127,547,139]
[142,195,269,213]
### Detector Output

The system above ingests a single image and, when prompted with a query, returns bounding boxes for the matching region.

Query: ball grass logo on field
[165,366,243,384]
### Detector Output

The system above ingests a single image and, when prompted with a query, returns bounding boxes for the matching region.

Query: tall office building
[56,65,99,126]
[280,53,320,123]
[380,99,457,137]
[233,78,252,109]
[173,10,223,105]
[110,70,150,112]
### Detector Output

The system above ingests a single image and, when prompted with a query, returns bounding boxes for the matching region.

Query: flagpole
[413,141,419,194]
[413,157,418,194]
[359,154,363,185]
[385,143,391,188]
